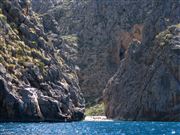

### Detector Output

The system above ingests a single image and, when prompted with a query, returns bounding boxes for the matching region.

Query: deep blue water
[0,121,179,135]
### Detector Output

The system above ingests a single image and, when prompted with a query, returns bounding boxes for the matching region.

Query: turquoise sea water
[0,121,179,135]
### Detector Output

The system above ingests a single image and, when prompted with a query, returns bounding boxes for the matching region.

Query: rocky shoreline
[84,116,112,122]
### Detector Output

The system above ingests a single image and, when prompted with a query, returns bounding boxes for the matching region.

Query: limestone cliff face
[34,0,154,104]
[29,0,180,121]
[0,0,84,122]
[75,0,151,104]
[104,0,180,121]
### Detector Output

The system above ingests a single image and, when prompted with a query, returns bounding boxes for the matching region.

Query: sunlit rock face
[0,0,85,122]
[104,0,180,121]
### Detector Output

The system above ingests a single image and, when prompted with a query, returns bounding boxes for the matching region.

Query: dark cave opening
[119,47,125,60]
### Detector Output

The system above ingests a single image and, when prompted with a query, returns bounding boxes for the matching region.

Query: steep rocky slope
[4,0,179,121]
[0,0,84,122]
[33,0,154,105]
[32,0,63,13]
[104,0,180,121]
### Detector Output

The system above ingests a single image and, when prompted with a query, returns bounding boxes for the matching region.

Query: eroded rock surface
[104,0,180,121]
[32,0,63,14]
[0,0,84,122]
[2,0,179,122]
[35,0,154,104]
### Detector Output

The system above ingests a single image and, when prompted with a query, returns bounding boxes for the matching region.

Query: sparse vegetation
[0,11,50,79]
[61,35,78,46]
[85,103,105,116]
[0,9,7,22]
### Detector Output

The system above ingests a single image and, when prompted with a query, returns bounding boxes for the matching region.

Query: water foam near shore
[84,116,113,121]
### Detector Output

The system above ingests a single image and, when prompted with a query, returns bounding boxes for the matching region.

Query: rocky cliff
[1,0,179,122]
[0,0,84,122]
[104,0,180,121]
[32,2,180,124]
[32,0,63,14]
[33,0,154,105]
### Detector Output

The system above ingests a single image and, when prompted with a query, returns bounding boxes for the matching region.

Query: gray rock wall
[103,0,180,121]
[0,0,84,122]
[36,0,154,105]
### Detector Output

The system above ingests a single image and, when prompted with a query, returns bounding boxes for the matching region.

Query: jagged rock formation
[1,0,179,122]
[104,0,180,121]
[0,0,84,122]
[33,0,154,105]
[32,0,63,14]
[74,0,152,104]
